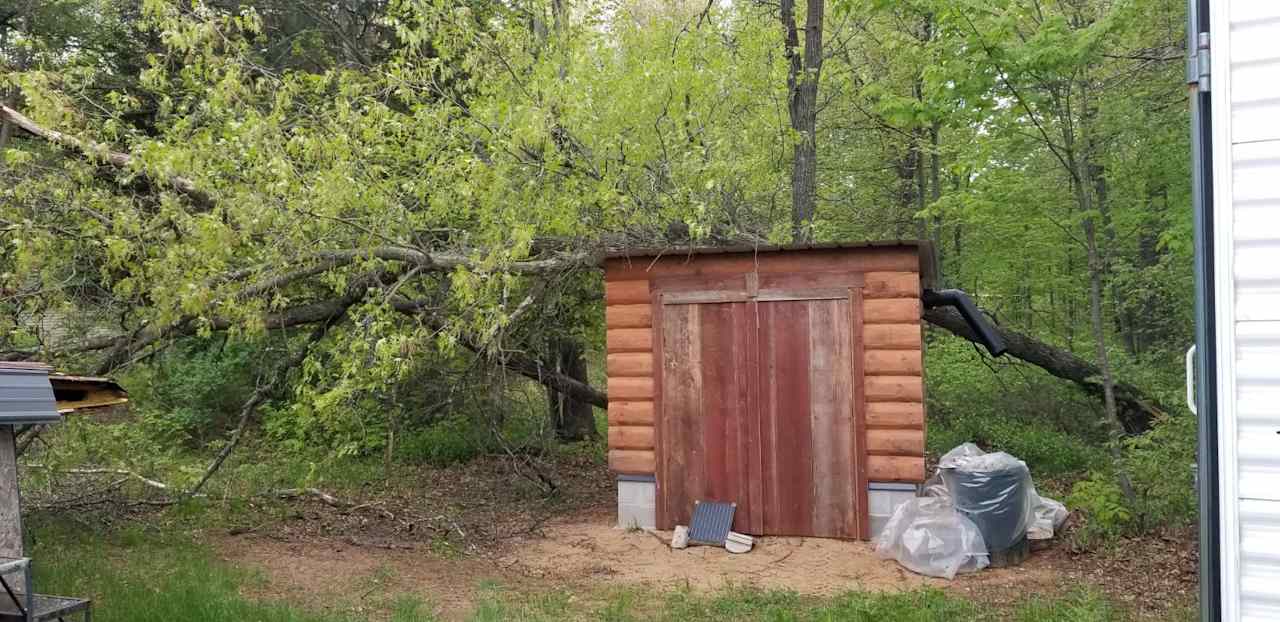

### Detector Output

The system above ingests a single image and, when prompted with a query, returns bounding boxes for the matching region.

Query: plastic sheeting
[939,444,1036,552]
[934,442,1068,543]
[876,443,1069,578]
[874,496,990,580]
[1028,495,1068,541]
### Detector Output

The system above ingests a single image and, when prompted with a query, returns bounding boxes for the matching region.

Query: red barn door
[656,286,865,539]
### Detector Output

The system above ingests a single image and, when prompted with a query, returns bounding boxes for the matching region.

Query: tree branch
[0,104,213,209]
[923,306,1162,433]
[185,319,338,499]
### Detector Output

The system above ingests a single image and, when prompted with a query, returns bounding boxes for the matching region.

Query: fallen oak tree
[1,103,1163,435]
[924,306,1162,434]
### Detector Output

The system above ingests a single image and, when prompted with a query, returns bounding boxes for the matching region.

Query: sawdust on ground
[218,507,1062,620]
[498,508,1060,595]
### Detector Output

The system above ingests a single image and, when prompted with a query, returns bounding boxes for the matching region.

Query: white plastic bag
[1027,494,1068,540]
[875,496,990,579]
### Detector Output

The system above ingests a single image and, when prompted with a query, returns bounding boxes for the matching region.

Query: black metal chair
[0,558,91,622]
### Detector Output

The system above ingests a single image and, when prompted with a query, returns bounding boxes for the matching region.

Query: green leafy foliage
[926,339,1108,477]
[395,415,488,467]
[928,414,1106,478]
[1123,413,1198,529]
[2,0,1196,541]
[125,337,264,446]
[1068,471,1136,540]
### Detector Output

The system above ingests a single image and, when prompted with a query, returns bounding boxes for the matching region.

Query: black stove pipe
[922,289,1008,357]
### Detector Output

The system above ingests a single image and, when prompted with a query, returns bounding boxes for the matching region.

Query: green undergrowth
[28,520,433,622]
[25,519,1135,621]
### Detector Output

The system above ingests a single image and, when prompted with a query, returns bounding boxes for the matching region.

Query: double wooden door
[655,279,866,539]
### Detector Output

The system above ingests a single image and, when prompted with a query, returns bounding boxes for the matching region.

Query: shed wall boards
[604,244,932,540]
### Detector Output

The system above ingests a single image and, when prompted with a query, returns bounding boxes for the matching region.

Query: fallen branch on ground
[185,321,338,499]
[924,306,1164,433]
[23,464,175,492]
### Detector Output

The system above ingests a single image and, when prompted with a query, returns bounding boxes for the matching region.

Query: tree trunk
[913,127,927,240]
[1069,77,1137,505]
[781,0,824,241]
[923,307,1161,434]
[929,120,942,249]
[545,336,597,442]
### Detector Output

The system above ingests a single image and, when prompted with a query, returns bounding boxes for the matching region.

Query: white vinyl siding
[1217,1,1280,620]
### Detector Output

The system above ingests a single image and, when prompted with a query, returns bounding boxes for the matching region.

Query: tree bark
[781,0,824,241]
[923,307,1161,434]
[545,336,597,441]
[0,104,213,209]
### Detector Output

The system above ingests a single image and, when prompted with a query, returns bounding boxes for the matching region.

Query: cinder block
[868,482,918,538]
[617,478,656,530]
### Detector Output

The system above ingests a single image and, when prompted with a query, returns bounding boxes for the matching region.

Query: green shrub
[1068,471,1135,542]
[928,413,1106,477]
[395,415,487,466]
[125,337,265,446]
[1067,413,1197,543]
[1124,412,1197,529]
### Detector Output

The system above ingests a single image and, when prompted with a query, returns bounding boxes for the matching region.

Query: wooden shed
[604,242,937,540]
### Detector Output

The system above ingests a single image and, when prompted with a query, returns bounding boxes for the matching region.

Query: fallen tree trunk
[5,105,1159,429]
[923,307,1162,434]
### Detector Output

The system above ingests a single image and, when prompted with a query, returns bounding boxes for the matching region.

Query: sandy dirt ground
[218,507,1063,620]
[498,509,1060,595]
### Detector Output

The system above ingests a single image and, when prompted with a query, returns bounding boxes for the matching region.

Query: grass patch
[27,520,434,622]
[456,584,1126,621]
[25,519,1130,621]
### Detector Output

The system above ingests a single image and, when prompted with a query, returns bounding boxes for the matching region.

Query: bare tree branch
[0,104,213,209]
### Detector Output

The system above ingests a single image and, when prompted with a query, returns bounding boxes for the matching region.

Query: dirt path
[218,508,1063,620]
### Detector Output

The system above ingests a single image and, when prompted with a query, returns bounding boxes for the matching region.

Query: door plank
[760,300,814,536]
[660,304,695,527]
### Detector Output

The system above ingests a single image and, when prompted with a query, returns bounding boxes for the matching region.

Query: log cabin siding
[603,245,929,487]
[604,278,657,467]
[861,268,926,482]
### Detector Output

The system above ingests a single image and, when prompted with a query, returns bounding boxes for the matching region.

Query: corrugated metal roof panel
[0,366,60,425]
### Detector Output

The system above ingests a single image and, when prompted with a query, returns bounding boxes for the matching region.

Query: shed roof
[605,240,938,287]
[0,363,61,425]
[49,375,129,413]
